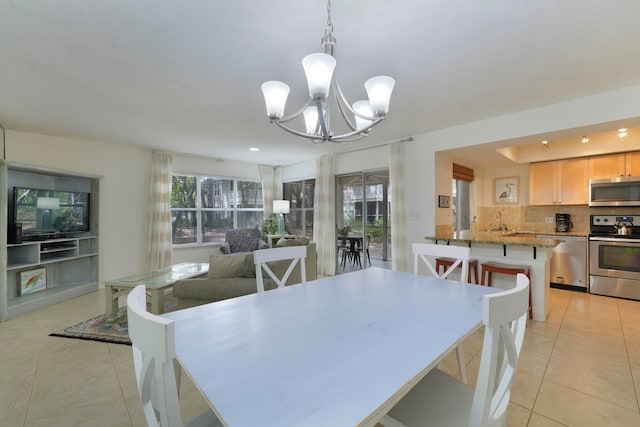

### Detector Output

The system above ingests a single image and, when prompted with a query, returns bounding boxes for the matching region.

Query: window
[171,175,263,245]
[282,179,315,238]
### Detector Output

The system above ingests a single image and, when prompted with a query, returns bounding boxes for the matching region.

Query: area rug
[50,307,132,345]
[50,299,177,346]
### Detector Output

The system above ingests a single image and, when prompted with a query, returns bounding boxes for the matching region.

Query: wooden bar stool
[480,261,532,319]
[435,257,479,284]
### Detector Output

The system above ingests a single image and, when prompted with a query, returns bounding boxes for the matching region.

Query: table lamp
[272,200,290,235]
[37,197,60,230]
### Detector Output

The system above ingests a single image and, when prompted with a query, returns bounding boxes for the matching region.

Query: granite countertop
[425,230,587,248]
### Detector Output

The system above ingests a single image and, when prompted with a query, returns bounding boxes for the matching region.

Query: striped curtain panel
[313,153,336,276]
[259,165,275,217]
[389,142,409,272]
[149,151,173,270]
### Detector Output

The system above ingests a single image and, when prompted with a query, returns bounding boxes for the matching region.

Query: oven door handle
[590,237,640,243]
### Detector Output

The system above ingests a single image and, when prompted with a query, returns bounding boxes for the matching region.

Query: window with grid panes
[282,179,315,239]
[171,175,263,245]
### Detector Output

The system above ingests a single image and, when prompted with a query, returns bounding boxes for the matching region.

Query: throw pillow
[276,238,300,247]
[295,236,310,246]
[207,253,253,278]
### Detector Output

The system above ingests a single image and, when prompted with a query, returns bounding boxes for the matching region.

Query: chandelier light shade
[261,0,395,143]
[261,81,290,120]
[302,53,336,100]
[352,101,373,132]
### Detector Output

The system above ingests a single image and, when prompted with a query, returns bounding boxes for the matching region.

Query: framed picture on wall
[20,268,47,295]
[438,195,450,208]
[494,177,519,204]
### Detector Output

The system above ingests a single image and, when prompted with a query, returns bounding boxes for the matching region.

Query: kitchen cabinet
[529,158,588,205]
[589,151,640,178]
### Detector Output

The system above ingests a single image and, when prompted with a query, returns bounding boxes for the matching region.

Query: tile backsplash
[474,205,640,234]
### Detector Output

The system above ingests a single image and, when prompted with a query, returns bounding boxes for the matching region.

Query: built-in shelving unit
[1,162,100,320]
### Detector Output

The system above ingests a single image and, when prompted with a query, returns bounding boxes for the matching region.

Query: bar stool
[435,257,479,284]
[480,261,532,319]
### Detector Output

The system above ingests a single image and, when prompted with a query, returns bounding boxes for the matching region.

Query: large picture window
[171,175,263,245]
[283,179,315,238]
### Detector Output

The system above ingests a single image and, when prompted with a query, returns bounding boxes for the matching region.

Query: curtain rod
[280,136,415,168]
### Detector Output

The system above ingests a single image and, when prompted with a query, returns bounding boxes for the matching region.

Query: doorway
[336,170,391,271]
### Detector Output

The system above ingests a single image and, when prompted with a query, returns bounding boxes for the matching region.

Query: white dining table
[163,267,499,427]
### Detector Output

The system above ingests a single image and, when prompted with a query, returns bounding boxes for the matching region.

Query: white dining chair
[412,242,471,383]
[380,273,530,427]
[413,242,470,280]
[253,245,307,292]
[127,285,223,427]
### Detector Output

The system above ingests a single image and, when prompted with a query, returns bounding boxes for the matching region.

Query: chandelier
[261,0,395,143]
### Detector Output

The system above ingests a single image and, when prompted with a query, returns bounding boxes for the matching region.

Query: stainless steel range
[589,214,640,300]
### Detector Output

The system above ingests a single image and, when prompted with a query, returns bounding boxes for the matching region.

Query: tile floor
[1,287,639,426]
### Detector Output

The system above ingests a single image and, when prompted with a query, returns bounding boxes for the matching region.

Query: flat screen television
[12,186,91,240]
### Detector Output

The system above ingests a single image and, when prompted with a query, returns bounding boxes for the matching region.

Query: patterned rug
[50,299,177,346]
[50,308,132,345]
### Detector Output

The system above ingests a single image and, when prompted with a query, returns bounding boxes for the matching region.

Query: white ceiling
[2,0,640,167]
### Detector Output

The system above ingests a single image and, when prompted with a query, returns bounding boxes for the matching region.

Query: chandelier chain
[325,0,333,38]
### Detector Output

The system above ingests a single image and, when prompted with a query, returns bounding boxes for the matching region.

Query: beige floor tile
[507,402,531,427]
[511,370,543,410]
[528,412,567,427]
[544,339,637,411]
[534,381,640,427]
[526,319,561,339]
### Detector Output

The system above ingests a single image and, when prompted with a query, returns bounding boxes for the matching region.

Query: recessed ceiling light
[581,136,589,143]
[618,128,628,138]
[249,147,260,152]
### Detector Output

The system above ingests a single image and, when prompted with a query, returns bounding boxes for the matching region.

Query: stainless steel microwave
[589,177,640,206]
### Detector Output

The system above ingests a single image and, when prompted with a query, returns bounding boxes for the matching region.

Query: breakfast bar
[426,231,559,321]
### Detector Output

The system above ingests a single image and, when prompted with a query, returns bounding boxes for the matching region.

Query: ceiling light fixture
[581,136,589,143]
[618,128,628,138]
[260,0,395,143]
[541,140,549,148]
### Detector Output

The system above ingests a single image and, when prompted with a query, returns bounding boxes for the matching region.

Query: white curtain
[149,151,173,270]
[390,143,409,272]
[259,165,276,217]
[313,154,336,276]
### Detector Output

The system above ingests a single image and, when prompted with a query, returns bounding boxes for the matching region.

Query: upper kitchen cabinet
[589,151,640,178]
[529,158,589,205]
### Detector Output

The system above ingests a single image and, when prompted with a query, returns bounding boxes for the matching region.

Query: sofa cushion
[207,253,253,278]
[226,228,263,253]
[275,238,301,247]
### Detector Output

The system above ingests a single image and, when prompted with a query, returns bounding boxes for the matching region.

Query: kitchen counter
[423,231,575,322]
[425,230,588,248]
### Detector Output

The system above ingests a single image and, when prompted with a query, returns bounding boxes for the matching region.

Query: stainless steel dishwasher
[536,235,588,291]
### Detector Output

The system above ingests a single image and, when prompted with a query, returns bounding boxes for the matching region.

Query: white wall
[6,130,151,283]
[280,83,640,272]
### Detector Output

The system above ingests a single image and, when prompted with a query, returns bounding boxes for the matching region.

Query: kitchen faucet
[496,210,507,231]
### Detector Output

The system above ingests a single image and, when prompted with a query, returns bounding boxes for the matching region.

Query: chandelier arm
[315,100,330,139]
[332,82,357,132]
[275,99,314,123]
[272,121,331,141]
[334,79,379,120]
[326,117,386,141]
